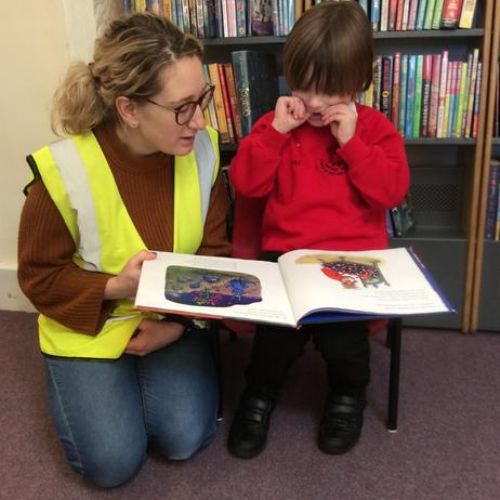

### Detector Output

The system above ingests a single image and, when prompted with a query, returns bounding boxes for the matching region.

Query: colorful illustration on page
[165,266,263,307]
[295,254,389,289]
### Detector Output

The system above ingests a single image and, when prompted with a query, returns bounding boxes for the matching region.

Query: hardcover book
[135,248,454,327]
[231,50,279,137]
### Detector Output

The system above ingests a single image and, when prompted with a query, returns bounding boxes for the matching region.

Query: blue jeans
[44,328,218,488]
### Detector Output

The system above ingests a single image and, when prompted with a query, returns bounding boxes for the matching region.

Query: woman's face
[133,56,209,156]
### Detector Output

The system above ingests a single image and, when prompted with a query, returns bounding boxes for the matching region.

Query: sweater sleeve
[336,109,410,208]
[17,181,116,335]
[229,113,291,198]
[197,170,232,257]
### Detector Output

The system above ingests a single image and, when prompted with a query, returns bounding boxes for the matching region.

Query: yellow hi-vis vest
[28,127,219,359]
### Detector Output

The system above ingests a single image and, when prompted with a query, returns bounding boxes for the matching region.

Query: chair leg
[387,317,402,432]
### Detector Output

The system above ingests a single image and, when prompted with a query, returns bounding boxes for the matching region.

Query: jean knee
[75,443,147,488]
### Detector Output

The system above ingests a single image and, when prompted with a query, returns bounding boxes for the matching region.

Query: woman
[18,13,230,487]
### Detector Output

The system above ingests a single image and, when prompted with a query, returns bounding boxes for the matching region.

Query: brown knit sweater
[18,122,231,334]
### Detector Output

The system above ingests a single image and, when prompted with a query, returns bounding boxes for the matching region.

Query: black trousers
[244,252,371,401]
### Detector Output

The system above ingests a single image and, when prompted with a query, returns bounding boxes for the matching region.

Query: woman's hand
[104,250,156,300]
[125,318,185,356]
[271,96,311,134]
[321,103,358,146]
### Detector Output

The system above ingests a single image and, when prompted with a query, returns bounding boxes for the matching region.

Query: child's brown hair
[283,1,374,95]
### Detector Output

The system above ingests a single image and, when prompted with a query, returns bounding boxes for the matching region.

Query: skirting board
[0,266,36,312]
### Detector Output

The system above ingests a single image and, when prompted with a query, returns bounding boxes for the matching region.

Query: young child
[228,0,410,458]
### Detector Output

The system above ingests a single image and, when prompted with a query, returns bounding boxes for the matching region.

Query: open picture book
[134,247,454,327]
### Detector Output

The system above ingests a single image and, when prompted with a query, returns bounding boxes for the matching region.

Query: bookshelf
[471,0,500,332]
[116,0,493,332]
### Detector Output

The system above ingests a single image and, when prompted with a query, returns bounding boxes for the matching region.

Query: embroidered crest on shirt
[318,145,348,175]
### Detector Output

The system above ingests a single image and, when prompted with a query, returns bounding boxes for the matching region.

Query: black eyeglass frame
[143,84,215,125]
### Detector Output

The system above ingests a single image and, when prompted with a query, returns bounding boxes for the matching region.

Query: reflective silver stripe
[194,129,216,224]
[48,140,101,271]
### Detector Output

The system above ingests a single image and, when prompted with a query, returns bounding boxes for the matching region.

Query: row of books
[122,0,479,39]
[484,159,500,241]
[359,49,482,138]
[360,0,479,31]
[202,52,279,143]
[123,0,299,37]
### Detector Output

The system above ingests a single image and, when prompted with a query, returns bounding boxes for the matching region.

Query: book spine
[427,53,442,138]
[423,0,437,29]
[416,0,429,30]
[395,0,405,30]
[235,0,247,36]
[496,175,500,241]
[421,54,433,137]
[459,53,473,137]
[412,54,424,137]
[441,0,463,28]
[147,0,162,14]
[371,0,381,30]
[472,61,482,138]
[407,0,419,30]
[231,52,252,137]
[208,63,230,142]
[373,56,383,110]
[123,0,134,14]
[431,0,444,29]
[388,0,398,30]
[380,0,389,31]
[453,61,468,137]
[464,48,479,138]
[392,52,401,128]
[381,56,394,121]
[223,63,243,141]
[484,161,500,240]
[398,54,408,135]
[436,51,449,138]
[448,61,461,137]
[401,0,411,31]
[405,54,416,137]
[218,64,236,143]
[459,0,477,29]
[441,60,454,138]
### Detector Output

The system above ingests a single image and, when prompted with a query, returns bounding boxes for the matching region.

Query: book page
[278,248,452,322]
[135,252,296,326]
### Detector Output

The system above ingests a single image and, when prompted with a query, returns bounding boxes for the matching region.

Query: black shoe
[318,394,366,455]
[227,394,274,459]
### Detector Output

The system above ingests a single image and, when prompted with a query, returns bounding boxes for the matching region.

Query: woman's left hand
[125,318,185,356]
[321,103,357,146]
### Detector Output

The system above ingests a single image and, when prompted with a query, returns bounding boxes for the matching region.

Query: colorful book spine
[373,56,383,110]
[371,0,381,30]
[464,48,479,138]
[405,54,416,137]
[459,0,477,29]
[441,0,463,28]
[380,0,389,31]
[392,53,401,128]
[235,0,247,36]
[415,0,428,30]
[431,0,444,29]
[421,54,433,136]
[484,160,500,240]
[123,0,134,13]
[208,64,230,143]
[218,64,235,143]
[436,50,449,138]
[472,61,482,138]
[398,54,408,135]
[381,56,394,121]
[388,0,398,30]
[222,63,243,141]
[401,0,411,30]
[423,0,437,29]
[453,61,468,137]
[428,53,442,137]
[395,0,405,30]
[412,54,424,137]
[407,0,419,30]
[441,60,454,138]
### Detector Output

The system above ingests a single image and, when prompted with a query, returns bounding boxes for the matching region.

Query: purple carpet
[1,310,499,499]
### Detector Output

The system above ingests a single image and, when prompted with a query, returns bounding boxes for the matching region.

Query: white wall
[0,0,99,311]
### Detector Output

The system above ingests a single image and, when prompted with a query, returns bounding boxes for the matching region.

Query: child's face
[291,90,352,128]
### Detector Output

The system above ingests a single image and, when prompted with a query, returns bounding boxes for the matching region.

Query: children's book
[135,248,454,327]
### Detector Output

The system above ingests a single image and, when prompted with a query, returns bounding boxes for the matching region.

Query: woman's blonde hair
[51,13,203,135]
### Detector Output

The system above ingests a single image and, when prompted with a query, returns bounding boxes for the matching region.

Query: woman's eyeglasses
[144,84,215,126]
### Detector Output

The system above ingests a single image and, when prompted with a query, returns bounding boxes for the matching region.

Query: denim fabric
[44,329,218,488]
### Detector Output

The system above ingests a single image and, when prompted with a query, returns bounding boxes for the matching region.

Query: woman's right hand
[104,250,156,300]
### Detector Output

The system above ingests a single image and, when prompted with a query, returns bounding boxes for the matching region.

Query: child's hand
[271,96,310,134]
[321,103,357,146]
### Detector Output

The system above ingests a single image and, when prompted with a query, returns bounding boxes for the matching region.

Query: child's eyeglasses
[144,84,215,126]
